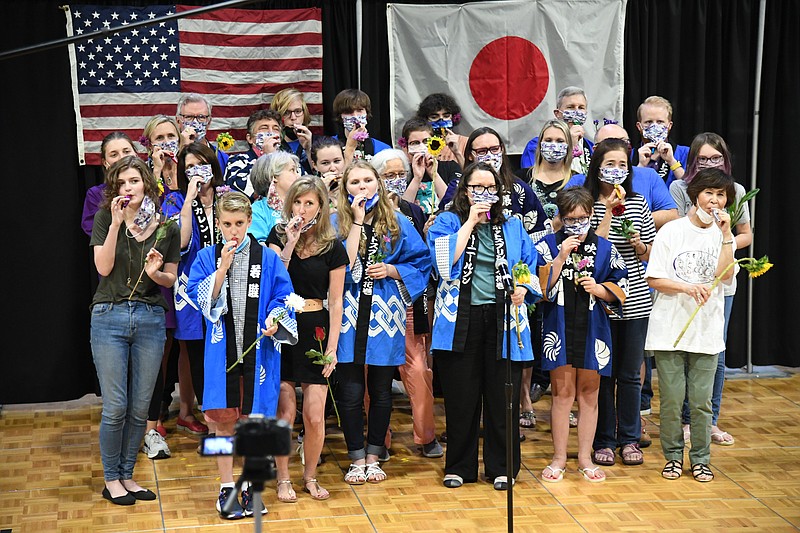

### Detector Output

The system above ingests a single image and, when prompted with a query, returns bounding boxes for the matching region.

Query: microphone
[495,258,515,295]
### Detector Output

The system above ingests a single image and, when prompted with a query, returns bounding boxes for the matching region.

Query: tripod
[223,455,276,532]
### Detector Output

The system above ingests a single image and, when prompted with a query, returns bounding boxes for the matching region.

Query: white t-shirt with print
[644,217,733,354]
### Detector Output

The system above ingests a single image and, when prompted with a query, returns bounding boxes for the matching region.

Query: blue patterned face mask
[476,152,503,172]
[643,123,668,144]
[184,120,207,140]
[254,131,279,150]
[347,193,379,213]
[131,195,156,232]
[563,218,591,236]
[186,164,214,184]
[561,109,587,125]
[540,141,569,163]
[158,139,179,155]
[342,114,368,131]
[384,177,408,196]
[430,118,453,130]
[599,166,629,185]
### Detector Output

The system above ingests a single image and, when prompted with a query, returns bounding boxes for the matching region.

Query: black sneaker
[241,486,267,516]
[216,487,245,520]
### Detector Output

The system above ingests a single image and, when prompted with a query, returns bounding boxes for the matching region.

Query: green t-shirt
[90,208,181,310]
[471,223,496,305]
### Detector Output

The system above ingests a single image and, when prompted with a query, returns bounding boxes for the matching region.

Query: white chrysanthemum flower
[284,293,306,313]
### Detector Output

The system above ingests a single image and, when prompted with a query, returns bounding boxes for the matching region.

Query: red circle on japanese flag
[468,37,549,120]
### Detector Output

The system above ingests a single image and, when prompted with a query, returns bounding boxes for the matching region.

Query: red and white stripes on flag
[66,4,322,165]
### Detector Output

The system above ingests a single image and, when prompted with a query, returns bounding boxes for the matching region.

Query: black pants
[529,307,550,389]
[183,338,205,405]
[147,334,179,421]
[337,363,395,460]
[435,304,522,482]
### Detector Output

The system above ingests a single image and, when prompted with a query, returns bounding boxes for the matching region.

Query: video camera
[199,415,292,457]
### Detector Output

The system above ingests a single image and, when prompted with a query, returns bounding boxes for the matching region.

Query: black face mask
[283,126,298,141]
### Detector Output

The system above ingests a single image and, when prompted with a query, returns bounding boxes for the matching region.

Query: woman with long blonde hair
[334,161,431,485]
[267,177,348,502]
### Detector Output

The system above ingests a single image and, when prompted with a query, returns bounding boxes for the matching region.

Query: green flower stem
[227,331,266,372]
[672,258,749,348]
[326,376,341,426]
[227,311,285,372]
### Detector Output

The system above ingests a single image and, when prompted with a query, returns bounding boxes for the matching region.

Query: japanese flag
[388,0,627,154]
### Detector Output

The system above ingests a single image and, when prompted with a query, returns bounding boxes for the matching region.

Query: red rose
[611,204,626,217]
[314,327,326,342]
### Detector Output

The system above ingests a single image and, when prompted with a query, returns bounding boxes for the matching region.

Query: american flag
[66,4,323,165]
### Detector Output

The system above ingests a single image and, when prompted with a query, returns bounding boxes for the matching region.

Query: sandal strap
[692,463,713,475]
[277,479,293,485]
[365,462,386,478]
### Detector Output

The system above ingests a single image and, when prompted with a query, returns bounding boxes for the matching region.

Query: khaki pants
[653,351,718,465]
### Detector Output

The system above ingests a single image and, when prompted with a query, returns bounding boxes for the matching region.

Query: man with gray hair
[176,93,229,173]
[520,86,593,173]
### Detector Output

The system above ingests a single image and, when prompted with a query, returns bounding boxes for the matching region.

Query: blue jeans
[594,318,647,450]
[91,301,165,481]
[682,295,734,425]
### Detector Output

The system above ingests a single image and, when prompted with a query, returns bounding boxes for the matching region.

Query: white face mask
[696,204,716,224]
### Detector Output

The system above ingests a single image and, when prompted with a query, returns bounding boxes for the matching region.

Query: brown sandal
[620,443,644,465]
[303,478,330,500]
[592,447,615,466]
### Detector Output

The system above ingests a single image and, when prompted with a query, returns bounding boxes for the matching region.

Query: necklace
[125,227,145,290]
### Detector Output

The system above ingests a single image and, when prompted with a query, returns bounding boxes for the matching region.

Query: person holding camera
[271,88,315,174]
[267,177,348,502]
[187,191,298,519]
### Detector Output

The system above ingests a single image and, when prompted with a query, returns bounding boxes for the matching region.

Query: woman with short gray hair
[250,151,301,241]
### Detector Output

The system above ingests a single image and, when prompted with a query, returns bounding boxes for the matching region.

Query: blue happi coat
[428,212,542,361]
[174,199,217,341]
[186,240,297,416]
[335,212,432,366]
[535,232,628,376]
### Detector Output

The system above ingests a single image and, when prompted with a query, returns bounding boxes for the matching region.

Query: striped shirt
[591,194,656,320]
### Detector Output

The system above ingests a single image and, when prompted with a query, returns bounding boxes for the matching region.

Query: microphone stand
[504,287,514,533]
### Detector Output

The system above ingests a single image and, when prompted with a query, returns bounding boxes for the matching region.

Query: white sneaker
[142,429,171,459]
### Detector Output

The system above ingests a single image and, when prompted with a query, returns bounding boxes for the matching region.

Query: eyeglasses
[283,108,304,117]
[180,114,210,122]
[466,184,497,194]
[562,216,590,225]
[471,145,502,157]
[697,155,724,165]
[382,171,407,180]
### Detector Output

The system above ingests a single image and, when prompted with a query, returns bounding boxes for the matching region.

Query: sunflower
[426,135,444,157]
[512,260,532,286]
[743,255,773,278]
[216,132,235,152]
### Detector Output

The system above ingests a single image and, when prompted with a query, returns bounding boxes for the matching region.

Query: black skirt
[281,309,330,385]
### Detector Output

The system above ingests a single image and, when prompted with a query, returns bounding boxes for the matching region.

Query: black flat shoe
[127,488,157,500]
[102,487,136,505]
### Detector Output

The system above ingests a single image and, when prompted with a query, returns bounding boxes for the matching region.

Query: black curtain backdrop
[0,0,357,404]
[1,0,796,403]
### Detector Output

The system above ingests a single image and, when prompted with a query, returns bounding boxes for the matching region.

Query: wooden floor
[2,371,800,532]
